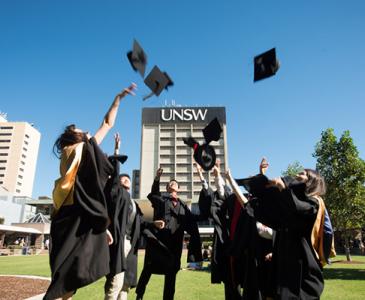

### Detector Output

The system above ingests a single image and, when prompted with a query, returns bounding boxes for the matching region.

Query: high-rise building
[0,117,41,197]
[138,107,228,208]
[132,169,140,199]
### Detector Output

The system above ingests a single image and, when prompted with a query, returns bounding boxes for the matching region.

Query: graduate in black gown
[135,168,203,300]
[44,83,136,300]
[227,163,336,300]
[104,133,164,300]
[197,160,274,300]
[225,159,275,300]
[196,162,246,300]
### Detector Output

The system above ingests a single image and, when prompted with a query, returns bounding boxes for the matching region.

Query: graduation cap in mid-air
[254,48,280,82]
[127,39,148,78]
[235,175,269,194]
[183,118,222,171]
[108,154,128,165]
[143,65,174,100]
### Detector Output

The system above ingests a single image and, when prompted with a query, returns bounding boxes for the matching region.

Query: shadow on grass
[324,268,365,280]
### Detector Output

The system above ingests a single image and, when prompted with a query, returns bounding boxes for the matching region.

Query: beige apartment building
[0,116,41,197]
[135,107,228,212]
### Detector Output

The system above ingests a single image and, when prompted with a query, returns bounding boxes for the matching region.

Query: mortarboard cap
[195,144,216,171]
[254,48,280,82]
[143,66,174,100]
[183,118,222,171]
[108,154,128,165]
[235,174,269,194]
[127,39,148,78]
[203,118,222,144]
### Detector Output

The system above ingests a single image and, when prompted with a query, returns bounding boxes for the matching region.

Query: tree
[282,161,304,177]
[314,128,365,261]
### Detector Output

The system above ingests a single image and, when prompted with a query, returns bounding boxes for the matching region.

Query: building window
[0,174,4,177]
[0,167,5,170]
[19,168,24,172]
[0,153,8,156]
[25,134,30,139]
[23,147,28,152]
[0,160,6,163]
[0,126,13,129]
[16,189,21,193]
[0,133,12,136]
[20,161,25,165]
[18,175,23,179]
[17,182,22,186]
[24,140,29,145]
[0,181,3,184]
[22,154,26,158]
[0,140,11,143]
[0,146,10,149]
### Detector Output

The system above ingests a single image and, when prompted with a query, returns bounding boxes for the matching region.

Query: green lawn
[1,253,364,299]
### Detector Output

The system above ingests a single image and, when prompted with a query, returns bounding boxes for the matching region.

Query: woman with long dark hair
[44,83,136,300]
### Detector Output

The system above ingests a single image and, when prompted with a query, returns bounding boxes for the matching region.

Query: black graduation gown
[143,180,203,274]
[44,137,113,300]
[198,188,242,283]
[105,156,130,276]
[105,156,155,288]
[199,186,274,300]
[238,211,274,300]
[246,175,324,300]
[123,203,154,288]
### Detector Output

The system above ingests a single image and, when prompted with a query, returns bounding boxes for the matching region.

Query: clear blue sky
[1,0,364,198]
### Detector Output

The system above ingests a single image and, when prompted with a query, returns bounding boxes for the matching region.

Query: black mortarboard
[183,118,222,171]
[143,65,174,100]
[203,117,222,144]
[196,144,216,171]
[127,39,148,78]
[108,154,128,165]
[235,174,269,194]
[254,48,280,82]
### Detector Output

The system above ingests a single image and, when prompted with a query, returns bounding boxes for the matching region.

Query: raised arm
[94,83,137,145]
[212,160,227,198]
[225,169,249,207]
[147,167,164,211]
[151,167,163,195]
[195,162,208,190]
[113,133,120,155]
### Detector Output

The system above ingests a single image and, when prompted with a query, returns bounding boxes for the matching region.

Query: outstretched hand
[116,82,137,100]
[156,167,163,178]
[260,157,269,175]
[114,133,121,154]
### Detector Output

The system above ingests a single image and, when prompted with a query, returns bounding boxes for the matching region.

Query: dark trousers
[136,267,177,300]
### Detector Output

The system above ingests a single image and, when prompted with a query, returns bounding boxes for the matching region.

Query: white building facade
[0,119,41,197]
[138,107,228,206]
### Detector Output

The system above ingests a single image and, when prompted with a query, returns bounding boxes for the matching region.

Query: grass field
[1,253,364,299]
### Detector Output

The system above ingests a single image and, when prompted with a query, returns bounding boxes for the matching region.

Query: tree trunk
[344,236,352,262]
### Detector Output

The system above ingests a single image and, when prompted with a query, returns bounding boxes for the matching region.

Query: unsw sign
[142,107,226,124]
